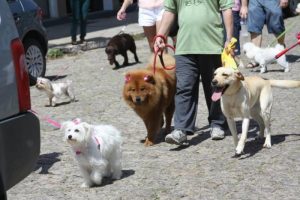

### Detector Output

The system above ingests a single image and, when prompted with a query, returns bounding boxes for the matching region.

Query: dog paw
[81,182,91,188]
[112,171,122,180]
[263,142,271,148]
[144,138,154,147]
[234,150,244,157]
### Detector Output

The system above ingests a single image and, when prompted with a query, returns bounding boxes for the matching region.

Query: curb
[48,32,145,57]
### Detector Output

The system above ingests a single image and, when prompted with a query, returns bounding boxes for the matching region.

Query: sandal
[246,62,259,68]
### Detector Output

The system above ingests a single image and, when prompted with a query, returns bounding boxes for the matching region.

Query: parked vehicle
[8,0,48,85]
[0,1,40,199]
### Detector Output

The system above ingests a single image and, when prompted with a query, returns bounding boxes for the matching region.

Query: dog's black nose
[68,135,72,140]
[211,79,218,86]
[135,96,141,103]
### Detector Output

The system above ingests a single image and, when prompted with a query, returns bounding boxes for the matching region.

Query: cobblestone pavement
[7,15,300,200]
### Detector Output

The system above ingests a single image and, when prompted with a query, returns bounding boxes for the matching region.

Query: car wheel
[23,38,46,86]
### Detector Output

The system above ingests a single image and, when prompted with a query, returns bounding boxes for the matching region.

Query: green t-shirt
[165,0,233,55]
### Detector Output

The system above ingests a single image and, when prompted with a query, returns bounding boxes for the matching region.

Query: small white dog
[61,119,122,188]
[242,42,289,73]
[35,77,76,106]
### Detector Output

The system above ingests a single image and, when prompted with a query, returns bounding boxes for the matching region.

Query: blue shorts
[248,0,285,35]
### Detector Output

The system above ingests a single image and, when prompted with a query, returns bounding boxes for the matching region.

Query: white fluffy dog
[242,42,289,73]
[61,119,122,188]
[36,77,76,106]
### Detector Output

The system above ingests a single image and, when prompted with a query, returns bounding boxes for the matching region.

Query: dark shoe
[71,40,77,45]
[78,39,86,44]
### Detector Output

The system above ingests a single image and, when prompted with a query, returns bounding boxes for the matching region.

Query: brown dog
[123,54,176,146]
[105,33,139,68]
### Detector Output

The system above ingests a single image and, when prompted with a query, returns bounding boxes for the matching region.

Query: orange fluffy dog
[123,54,176,146]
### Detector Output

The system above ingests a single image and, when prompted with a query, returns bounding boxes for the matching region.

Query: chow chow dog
[211,67,300,156]
[35,77,76,107]
[123,53,176,146]
[105,33,139,68]
[62,119,122,187]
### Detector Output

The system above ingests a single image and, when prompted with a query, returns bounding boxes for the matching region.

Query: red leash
[153,35,176,74]
[275,32,300,59]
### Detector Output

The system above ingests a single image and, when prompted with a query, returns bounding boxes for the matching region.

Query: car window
[0,1,20,120]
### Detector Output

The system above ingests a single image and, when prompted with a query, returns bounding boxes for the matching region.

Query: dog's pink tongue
[211,91,222,102]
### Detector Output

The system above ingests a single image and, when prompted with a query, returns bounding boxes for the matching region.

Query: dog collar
[94,135,101,150]
[74,135,102,156]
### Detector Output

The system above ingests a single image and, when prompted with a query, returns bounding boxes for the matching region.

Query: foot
[260,66,267,73]
[78,39,86,44]
[284,67,290,72]
[210,126,225,140]
[246,62,259,69]
[71,40,77,45]
[165,129,188,145]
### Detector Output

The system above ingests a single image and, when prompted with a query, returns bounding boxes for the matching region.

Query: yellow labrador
[211,67,300,156]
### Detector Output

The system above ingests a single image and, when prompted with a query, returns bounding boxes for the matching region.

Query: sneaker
[210,126,225,140]
[165,129,187,145]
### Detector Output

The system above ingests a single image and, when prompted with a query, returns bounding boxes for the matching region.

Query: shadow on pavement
[94,169,135,187]
[34,152,62,174]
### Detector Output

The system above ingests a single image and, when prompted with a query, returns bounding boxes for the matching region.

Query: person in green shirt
[154,0,234,145]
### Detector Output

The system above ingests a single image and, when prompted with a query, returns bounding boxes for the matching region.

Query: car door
[7,0,25,37]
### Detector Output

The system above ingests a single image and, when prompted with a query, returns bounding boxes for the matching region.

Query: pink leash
[30,109,61,129]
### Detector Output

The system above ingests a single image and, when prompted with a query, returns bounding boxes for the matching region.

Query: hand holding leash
[153,35,167,54]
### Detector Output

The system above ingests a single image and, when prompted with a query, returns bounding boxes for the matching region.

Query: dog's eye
[75,129,79,132]
[129,88,136,92]
[222,73,229,77]
[140,87,145,91]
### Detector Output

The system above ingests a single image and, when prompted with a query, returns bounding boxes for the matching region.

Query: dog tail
[270,80,300,88]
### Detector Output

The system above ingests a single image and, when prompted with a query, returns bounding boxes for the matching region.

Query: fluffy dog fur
[211,67,300,156]
[36,77,75,106]
[242,42,289,73]
[61,119,122,187]
[123,53,176,146]
[105,33,139,68]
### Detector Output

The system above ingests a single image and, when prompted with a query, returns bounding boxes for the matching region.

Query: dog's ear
[81,122,92,136]
[235,71,244,80]
[125,73,131,83]
[144,74,155,84]
[60,121,72,131]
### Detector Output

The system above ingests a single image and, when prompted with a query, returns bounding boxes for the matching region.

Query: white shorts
[138,7,164,27]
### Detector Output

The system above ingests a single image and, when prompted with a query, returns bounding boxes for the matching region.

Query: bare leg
[143,25,157,52]
[251,32,262,47]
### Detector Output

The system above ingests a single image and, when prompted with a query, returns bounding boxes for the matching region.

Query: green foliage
[47,48,64,59]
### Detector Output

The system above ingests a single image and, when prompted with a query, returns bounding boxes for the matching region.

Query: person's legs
[80,0,90,42]
[173,55,200,133]
[143,26,156,52]
[248,0,265,47]
[165,55,200,144]
[199,55,227,139]
[138,7,158,52]
[70,0,80,44]
[264,0,285,45]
